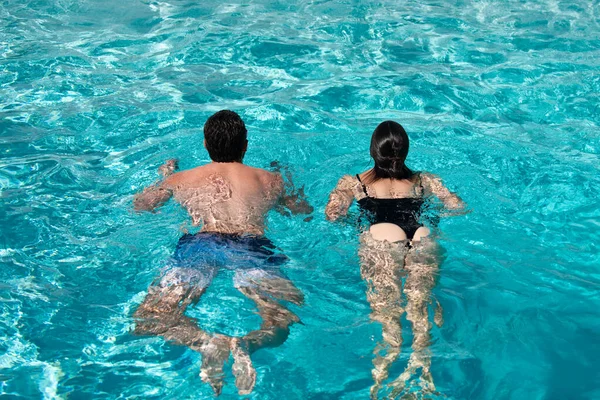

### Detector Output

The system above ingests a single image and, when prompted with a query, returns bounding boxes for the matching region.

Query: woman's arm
[421,173,467,214]
[325,175,356,221]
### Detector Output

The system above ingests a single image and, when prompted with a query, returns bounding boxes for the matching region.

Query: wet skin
[133,159,311,396]
[326,171,466,398]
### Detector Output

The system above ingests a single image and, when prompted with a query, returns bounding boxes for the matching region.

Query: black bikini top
[356,174,425,227]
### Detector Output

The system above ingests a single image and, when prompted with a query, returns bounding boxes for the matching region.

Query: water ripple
[1,0,600,398]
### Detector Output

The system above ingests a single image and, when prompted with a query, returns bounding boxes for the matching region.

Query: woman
[325,121,466,398]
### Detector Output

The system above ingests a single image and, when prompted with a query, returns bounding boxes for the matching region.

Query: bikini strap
[356,174,369,197]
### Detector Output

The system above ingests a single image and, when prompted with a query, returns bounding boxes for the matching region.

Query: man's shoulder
[162,164,211,187]
[242,166,283,197]
[243,165,278,181]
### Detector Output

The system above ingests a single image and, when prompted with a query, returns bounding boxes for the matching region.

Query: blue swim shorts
[158,232,288,291]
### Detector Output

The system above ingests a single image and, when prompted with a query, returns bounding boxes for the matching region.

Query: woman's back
[357,172,422,199]
[355,173,425,241]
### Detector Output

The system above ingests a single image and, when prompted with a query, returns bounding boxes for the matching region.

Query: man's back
[132,110,311,233]
[163,163,281,235]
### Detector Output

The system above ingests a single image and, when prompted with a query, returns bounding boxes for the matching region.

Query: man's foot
[433,299,444,328]
[196,335,231,396]
[230,338,257,395]
[370,383,381,399]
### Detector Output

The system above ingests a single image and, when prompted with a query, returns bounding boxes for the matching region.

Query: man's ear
[243,140,248,152]
[204,140,207,148]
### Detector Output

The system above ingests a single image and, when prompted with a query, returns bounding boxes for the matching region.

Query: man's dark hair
[203,110,247,162]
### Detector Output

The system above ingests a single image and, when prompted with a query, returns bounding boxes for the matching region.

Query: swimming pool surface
[1,0,600,398]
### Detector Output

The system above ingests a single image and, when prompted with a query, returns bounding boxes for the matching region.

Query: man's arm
[133,184,173,212]
[279,182,313,216]
[133,159,178,212]
[270,162,313,217]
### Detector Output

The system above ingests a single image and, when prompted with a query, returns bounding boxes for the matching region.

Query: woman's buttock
[369,223,407,242]
[369,223,430,243]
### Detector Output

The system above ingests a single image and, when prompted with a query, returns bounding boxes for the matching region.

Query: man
[132,110,311,396]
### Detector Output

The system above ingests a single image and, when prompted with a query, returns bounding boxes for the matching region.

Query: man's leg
[228,268,304,394]
[133,266,231,395]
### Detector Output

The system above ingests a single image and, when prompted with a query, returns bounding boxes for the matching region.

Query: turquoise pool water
[1,0,600,398]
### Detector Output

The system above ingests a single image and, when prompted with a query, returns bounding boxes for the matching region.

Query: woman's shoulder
[336,174,360,188]
[356,170,369,180]
[332,174,365,196]
[341,172,373,186]
[333,173,369,200]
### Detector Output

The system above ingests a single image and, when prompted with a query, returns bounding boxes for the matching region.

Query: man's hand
[271,161,313,220]
[282,186,314,217]
[158,158,179,177]
[269,161,282,172]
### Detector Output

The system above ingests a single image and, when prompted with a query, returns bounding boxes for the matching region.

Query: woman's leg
[359,234,408,399]
[389,238,441,396]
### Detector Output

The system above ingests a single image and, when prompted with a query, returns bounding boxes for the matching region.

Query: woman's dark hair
[364,120,414,183]
[204,110,248,162]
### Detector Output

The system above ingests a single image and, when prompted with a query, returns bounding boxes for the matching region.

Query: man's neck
[211,160,243,164]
